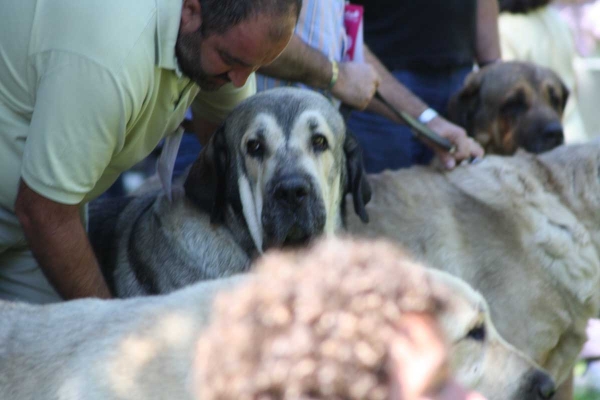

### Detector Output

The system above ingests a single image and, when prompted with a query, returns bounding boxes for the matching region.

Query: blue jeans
[348,66,472,173]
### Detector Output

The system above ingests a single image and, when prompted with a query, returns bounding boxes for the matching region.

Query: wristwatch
[329,59,339,90]
[417,108,438,125]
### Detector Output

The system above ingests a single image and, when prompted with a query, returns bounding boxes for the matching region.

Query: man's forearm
[362,47,484,166]
[258,35,332,89]
[364,46,428,120]
[15,181,111,300]
[476,0,501,64]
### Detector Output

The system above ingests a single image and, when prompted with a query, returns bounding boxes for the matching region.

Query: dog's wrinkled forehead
[222,88,345,146]
[481,62,564,103]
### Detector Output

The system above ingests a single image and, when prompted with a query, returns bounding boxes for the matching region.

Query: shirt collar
[155,0,184,77]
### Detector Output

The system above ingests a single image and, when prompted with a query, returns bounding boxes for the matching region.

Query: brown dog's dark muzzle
[513,103,565,154]
[540,121,564,151]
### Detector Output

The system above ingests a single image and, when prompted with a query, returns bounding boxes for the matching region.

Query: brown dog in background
[449,61,568,155]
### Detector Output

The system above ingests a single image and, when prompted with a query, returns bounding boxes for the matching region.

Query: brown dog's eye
[548,88,562,111]
[500,93,527,117]
[311,134,329,152]
[246,139,264,158]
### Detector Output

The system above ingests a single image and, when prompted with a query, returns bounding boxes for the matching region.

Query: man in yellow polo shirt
[0,0,300,303]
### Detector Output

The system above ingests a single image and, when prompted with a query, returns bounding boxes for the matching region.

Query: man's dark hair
[199,0,302,36]
[498,0,552,14]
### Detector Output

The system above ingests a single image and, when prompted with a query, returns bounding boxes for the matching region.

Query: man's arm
[364,47,484,169]
[15,181,111,300]
[475,0,502,64]
[258,34,380,110]
[259,34,482,167]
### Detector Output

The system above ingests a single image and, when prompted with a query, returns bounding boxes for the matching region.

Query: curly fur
[194,238,443,400]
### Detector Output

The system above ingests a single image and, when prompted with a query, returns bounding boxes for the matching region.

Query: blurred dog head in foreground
[195,238,555,400]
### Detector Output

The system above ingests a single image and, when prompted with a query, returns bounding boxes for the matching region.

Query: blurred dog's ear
[448,71,483,136]
[184,124,229,224]
[343,129,371,223]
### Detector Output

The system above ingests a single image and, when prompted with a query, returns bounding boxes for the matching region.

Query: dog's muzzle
[273,176,310,208]
[262,174,326,250]
[522,370,555,400]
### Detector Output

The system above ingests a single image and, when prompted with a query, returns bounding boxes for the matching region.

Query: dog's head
[184,88,371,252]
[430,269,556,400]
[194,237,555,400]
[449,61,567,155]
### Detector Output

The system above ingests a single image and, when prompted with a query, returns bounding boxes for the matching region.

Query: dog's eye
[466,324,486,342]
[311,134,329,152]
[246,139,264,158]
[500,95,527,117]
[548,88,562,111]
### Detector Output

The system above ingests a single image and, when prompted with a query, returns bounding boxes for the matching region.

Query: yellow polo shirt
[0,0,255,212]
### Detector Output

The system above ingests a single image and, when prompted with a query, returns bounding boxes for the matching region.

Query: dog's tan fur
[347,142,600,390]
[0,238,550,400]
[449,61,568,155]
[196,239,553,400]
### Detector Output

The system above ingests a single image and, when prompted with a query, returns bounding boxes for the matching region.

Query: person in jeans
[348,0,501,172]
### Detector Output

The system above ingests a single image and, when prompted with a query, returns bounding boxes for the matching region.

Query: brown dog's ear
[344,130,371,223]
[448,71,483,136]
[184,124,229,224]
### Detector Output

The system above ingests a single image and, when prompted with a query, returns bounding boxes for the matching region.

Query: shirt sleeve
[191,73,257,124]
[21,55,127,205]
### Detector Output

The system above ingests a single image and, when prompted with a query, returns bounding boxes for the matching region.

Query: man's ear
[448,71,483,136]
[184,124,229,224]
[344,129,371,223]
[180,0,202,34]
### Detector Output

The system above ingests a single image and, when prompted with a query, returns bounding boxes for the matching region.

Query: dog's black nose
[274,177,310,207]
[531,370,555,399]
[541,122,564,150]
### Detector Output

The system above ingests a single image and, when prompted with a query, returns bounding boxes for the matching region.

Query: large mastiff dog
[0,238,553,400]
[90,88,370,297]
[347,142,600,394]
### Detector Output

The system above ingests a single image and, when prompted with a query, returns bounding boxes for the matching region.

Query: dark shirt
[355,0,477,70]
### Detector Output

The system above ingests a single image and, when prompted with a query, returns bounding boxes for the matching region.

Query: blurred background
[557,0,600,141]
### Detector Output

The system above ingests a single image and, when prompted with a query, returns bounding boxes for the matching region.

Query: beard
[175,30,230,91]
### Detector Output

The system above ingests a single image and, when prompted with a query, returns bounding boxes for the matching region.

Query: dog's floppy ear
[344,129,371,223]
[184,124,229,224]
[448,71,483,136]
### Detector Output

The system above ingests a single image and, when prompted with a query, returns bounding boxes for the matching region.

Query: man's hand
[427,116,485,169]
[332,62,381,110]
[14,180,112,300]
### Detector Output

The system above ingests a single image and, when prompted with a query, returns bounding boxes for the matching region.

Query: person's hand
[332,62,380,110]
[427,116,484,170]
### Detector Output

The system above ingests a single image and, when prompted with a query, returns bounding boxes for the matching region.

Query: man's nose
[228,67,254,88]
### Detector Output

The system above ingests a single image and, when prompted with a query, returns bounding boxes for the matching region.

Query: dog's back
[0,275,248,400]
[346,146,600,384]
